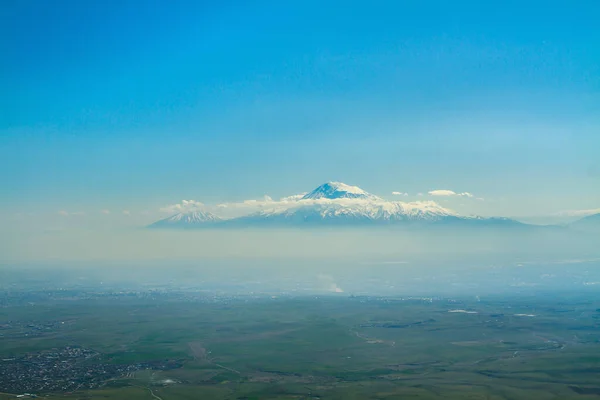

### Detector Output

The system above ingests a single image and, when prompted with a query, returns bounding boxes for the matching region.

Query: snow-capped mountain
[302,182,381,201]
[148,182,526,229]
[224,182,525,227]
[233,199,461,226]
[149,210,221,229]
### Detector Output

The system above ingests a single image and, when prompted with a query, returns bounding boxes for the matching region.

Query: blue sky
[2,0,599,223]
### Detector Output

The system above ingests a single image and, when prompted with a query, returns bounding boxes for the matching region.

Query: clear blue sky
[2,0,599,218]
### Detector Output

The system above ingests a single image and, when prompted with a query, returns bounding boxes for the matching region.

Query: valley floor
[2,291,600,399]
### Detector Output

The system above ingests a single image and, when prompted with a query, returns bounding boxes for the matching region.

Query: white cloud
[217,194,302,210]
[429,189,457,196]
[160,200,204,214]
[392,191,408,196]
[417,193,424,196]
[280,193,307,202]
[122,210,131,216]
[428,190,479,199]
[58,210,69,216]
[241,195,273,206]
[101,209,111,215]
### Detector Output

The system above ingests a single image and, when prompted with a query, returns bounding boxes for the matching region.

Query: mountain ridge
[148,182,532,229]
[149,210,222,229]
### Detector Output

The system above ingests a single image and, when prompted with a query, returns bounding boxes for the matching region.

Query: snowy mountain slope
[233,199,460,225]
[149,210,222,229]
[148,182,528,228]
[302,182,381,201]
[225,182,470,226]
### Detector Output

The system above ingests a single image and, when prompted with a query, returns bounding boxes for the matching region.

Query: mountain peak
[302,182,381,201]
[149,210,221,228]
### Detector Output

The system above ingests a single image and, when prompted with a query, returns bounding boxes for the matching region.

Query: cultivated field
[2,291,600,399]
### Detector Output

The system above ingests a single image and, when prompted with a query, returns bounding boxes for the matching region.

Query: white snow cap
[302,182,381,200]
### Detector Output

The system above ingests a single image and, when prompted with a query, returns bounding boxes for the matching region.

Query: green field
[2,293,600,399]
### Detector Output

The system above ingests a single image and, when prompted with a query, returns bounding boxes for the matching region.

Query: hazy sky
[1,1,599,241]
